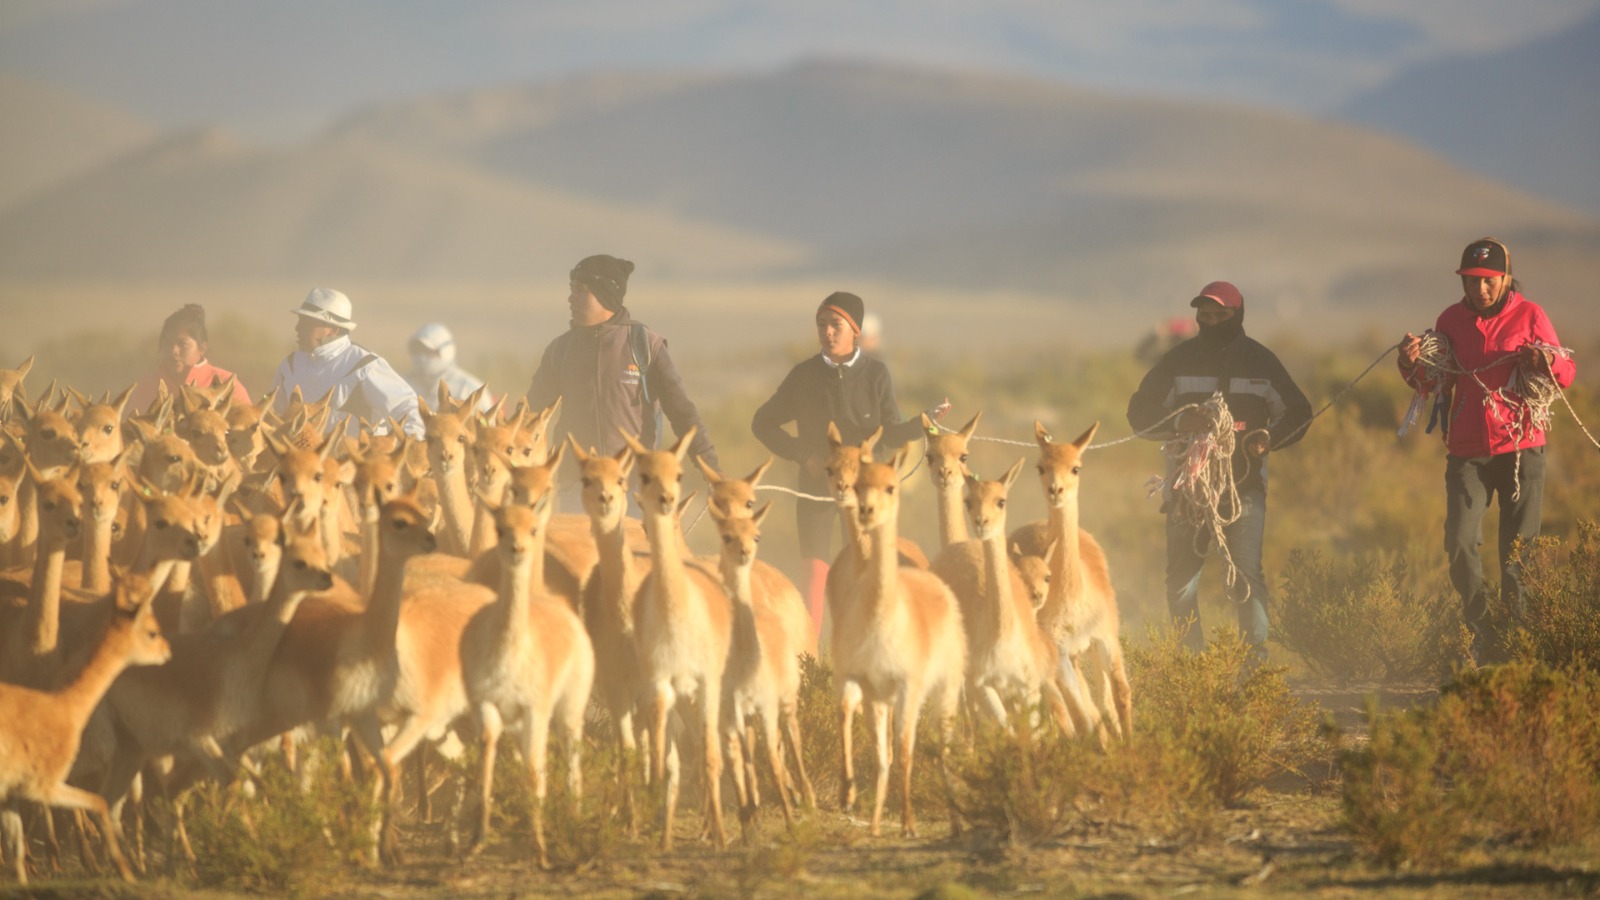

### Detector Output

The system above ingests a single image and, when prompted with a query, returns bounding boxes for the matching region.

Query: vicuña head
[621,425,696,518]
[826,421,881,509]
[1034,420,1099,507]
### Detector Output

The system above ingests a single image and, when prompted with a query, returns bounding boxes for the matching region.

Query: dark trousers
[1166,483,1270,654]
[796,490,837,562]
[1444,447,1546,634]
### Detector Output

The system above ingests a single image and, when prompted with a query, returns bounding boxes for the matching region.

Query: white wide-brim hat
[292,287,357,329]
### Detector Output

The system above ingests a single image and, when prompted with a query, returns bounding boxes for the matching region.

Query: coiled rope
[1406,330,1592,500]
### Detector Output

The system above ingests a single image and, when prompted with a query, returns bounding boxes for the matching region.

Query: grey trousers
[1444,446,1546,633]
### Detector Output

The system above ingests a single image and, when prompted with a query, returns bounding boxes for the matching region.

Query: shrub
[1274,549,1466,682]
[1342,662,1600,867]
[951,629,1328,845]
[1507,519,1600,668]
[1128,628,1326,808]
[184,737,377,892]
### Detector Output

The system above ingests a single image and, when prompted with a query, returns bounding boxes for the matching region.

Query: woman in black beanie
[752,292,948,643]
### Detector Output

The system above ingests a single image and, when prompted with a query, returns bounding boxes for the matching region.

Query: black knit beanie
[571,255,635,312]
[817,291,865,334]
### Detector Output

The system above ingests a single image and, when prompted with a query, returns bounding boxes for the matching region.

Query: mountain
[1339,10,1600,217]
[2,59,1596,336]
[0,73,159,211]
[332,60,1600,311]
[0,126,804,281]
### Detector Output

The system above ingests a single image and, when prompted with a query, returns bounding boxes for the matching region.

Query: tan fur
[822,424,927,627]
[930,460,1073,735]
[0,463,84,687]
[418,387,485,557]
[0,356,33,421]
[835,449,966,838]
[697,455,814,659]
[572,439,652,833]
[710,502,816,832]
[921,411,981,548]
[75,455,126,594]
[1032,421,1133,744]
[625,426,734,851]
[241,493,437,862]
[74,385,134,466]
[459,490,595,868]
[100,514,334,829]
[0,572,169,884]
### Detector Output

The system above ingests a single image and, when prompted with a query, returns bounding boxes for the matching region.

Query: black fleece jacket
[1126,332,1311,491]
[752,352,924,493]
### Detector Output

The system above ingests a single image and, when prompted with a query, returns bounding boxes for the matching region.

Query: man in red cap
[1127,280,1311,659]
[1398,237,1576,662]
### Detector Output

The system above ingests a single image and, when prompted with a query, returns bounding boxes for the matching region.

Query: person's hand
[1400,332,1422,367]
[1519,343,1554,369]
[1245,431,1271,458]
[1175,410,1206,434]
[927,397,952,423]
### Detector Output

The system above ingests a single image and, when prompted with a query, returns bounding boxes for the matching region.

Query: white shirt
[270,335,424,438]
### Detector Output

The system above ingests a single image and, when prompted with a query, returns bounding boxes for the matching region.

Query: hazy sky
[2,0,1597,139]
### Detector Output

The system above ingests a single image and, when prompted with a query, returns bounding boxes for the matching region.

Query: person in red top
[129,304,252,413]
[1399,237,1577,659]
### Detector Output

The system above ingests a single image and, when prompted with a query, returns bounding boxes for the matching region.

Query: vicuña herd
[0,356,1129,884]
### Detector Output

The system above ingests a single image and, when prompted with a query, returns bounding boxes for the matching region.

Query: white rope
[1406,331,1592,500]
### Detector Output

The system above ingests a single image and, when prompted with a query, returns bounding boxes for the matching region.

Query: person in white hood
[269,288,424,438]
[406,322,491,411]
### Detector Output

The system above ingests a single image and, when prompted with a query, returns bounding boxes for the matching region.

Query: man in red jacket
[1399,237,1577,659]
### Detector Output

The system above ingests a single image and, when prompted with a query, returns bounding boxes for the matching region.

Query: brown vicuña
[625,425,734,851]
[930,459,1074,735]
[1030,421,1133,744]
[100,510,334,864]
[459,490,594,868]
[698,454,816,659]
[709,501,815,834]
[921,411,982,549]
[0,571,170,885]
[836,448,966,838]
[571,438,651,834]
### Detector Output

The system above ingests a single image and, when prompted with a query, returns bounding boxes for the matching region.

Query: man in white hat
[269,287,424,438]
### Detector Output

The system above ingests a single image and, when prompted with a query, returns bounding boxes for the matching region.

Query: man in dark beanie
[1126,280,1311,661]
[527,254,718,471]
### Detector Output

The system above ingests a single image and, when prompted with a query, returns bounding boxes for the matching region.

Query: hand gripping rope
[1404,330,1594,500]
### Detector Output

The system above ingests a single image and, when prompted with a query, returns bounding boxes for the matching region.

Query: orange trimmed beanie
[817,291,864,334]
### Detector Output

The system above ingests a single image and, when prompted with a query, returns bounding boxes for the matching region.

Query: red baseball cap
[1189,281,1243,309]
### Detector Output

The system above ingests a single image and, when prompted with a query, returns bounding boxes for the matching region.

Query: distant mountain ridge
[1,60,1596,329]
[1339,9,1600,217]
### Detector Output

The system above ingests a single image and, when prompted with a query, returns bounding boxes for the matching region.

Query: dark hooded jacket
[1126,307,1311,493]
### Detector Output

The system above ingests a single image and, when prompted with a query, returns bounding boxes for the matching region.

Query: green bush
[1127,629,1327,808]
[1342,662,1600,867]
[1507,519,1600,668]
[184,737,378,892]
[950,629,1329,846]
[1274,549,1466,682]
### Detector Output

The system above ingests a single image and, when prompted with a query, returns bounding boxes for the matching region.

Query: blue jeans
[1444,447,1545,639]
[1166,484,1269,654]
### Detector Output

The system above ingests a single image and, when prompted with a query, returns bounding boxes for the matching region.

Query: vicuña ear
[1000,457,1026,490]
[751,502,773,528]
[694,455,721,483]
[746,456,774,486]
[617,428,649,456]
[1071,421,1100,450]
[1034,420,1053,448]
[860,425,884,460]
[670,426,698,463]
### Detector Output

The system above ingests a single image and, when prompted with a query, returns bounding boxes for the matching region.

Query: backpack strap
[343,352,380,381]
